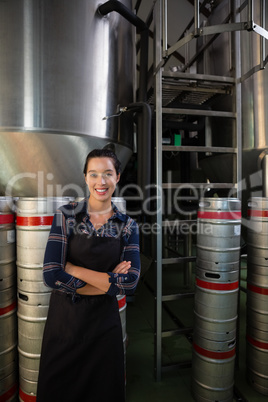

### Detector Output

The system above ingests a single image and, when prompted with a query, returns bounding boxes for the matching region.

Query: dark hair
[83,148,121,175]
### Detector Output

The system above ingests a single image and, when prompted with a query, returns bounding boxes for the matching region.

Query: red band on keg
[16,216,54,226]
[117,295,126,309]
[0,214,14,224]
[196,278,239,291]
[247,283,268,295]
[197,211,241,220]
[0,300,16,316]
[0,383,18,402]
[247,334,268,350]
[248,209,268,217]
[19,388,36,402]
[193,342,236,359]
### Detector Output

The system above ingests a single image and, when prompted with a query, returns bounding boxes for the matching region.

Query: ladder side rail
[154,0,163,382]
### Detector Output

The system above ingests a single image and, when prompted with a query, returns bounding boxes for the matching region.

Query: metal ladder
[152,0,247,381]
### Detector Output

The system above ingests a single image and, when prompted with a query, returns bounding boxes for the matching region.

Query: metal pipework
[194,0,200,37]
[98,2,151,204]
[127,102,152,202]
[248,0,253,22]
[162,0,168,55]
[98,0,149,102]
[260,0,265,69]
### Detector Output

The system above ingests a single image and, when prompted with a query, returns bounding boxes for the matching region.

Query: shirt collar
[77,198,127,223]
[111,202,128,222]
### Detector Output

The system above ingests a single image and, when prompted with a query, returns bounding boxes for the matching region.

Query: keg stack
[246,197,268,395]
[15,197,73,401]
[0,197,17,401]
[191,198,241,402]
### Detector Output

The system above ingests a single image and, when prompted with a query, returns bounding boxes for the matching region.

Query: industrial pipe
[98,2,151,208]
[194,0,200,37]
[126,102,152,203]
[98,0,149,102]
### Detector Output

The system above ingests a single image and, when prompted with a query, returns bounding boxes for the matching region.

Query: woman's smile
[95,187,108,195]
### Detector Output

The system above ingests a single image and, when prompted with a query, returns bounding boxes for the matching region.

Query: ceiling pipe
[126,102,152,205]
[98,1,151,211]
[98,0,149,102]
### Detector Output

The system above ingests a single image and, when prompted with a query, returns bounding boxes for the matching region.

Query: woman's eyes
[89,173,112,178]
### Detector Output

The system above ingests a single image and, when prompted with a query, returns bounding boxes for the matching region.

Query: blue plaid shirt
[43,199,140,297]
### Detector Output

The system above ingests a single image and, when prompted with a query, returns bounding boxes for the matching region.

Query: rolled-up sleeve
[107,219,140,296]
[43,209,86,293]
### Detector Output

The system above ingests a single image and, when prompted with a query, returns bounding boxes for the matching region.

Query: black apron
[36,231,125,402]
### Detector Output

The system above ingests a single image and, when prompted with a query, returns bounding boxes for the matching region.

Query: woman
[36,148,140,402]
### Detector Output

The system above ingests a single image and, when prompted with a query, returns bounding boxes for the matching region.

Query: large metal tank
[240,2,268,188]
[0,0,134,197]
[197,1,268,198]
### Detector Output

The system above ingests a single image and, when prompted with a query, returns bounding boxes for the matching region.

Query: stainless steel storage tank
[240,3,268,188]
[0,0,134,197]
[197,1,268,197]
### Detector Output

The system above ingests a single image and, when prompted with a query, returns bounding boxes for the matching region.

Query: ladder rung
[162,145,237,153]
[162,107,236,118]
[162,292,195,302]
[161,361,192,372]
[162,182,237,189]
[162,220,196,227]
[162,257,196,264]
[162,328,193,338]
[162,70,236,85]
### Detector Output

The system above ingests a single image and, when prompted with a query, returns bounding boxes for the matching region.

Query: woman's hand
[112,261,131,274]
[65,261,75,275]
[64,261,113,293]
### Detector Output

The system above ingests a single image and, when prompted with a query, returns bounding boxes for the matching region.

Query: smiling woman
[36,149,140,402]
[85,154,120,210]
[83,149,122,230]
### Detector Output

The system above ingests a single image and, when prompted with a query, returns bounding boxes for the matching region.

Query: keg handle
[248,201,258,208]
[199,201,211,208]
[18,292,28,302]
[205,272,221,279]
[228,340,236,349]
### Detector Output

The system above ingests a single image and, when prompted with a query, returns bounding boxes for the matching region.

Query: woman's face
[84,157,120,203]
